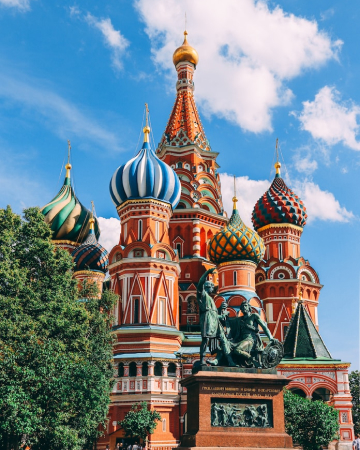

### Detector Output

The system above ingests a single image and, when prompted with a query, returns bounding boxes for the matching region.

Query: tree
[0,206,117,450]
[284,389,339,450]
[350,371,360,435]
[118,402,161,442]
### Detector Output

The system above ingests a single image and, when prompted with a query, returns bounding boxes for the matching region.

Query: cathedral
[41,31,354,450]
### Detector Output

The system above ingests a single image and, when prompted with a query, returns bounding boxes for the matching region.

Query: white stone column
[193,220,200,257]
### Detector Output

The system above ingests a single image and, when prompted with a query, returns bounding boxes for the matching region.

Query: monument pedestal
[178,369,293,450]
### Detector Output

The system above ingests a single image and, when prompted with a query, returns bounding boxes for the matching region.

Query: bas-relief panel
[211,399,272,428]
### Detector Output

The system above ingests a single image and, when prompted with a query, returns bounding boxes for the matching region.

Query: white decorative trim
[269,265,294,279]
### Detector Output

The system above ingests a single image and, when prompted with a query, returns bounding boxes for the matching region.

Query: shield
[261,340,284,368]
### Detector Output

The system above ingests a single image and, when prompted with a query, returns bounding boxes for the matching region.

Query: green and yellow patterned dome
[208,196,265,265]
[41,161,100,246]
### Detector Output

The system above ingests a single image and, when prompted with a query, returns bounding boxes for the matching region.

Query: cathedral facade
[41,31,354,450]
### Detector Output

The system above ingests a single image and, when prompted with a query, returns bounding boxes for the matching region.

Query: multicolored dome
[208,197,265,265]
[110,120,181,210]
[71,217,108,273]
[252,162,307,231]
[173,31,199,66]
[41,163,100,244]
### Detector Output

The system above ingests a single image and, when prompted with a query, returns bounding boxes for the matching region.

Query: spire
[143,103,150,143]
[89,200,95,231]
[283,301,332,359]
[65,140,72,182]
[274,138,281,177]
[232,175,238,209]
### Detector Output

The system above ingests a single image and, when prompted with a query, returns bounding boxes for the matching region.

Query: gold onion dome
[208,197,265,265]
[173,31,199,66]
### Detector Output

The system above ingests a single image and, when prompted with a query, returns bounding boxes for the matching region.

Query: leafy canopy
[284,389,339,450]
[0,206,117,450]
[350,371,360,435]
[119,402,161,441]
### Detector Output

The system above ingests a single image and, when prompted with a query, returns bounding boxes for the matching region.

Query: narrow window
[292,244,296,258]
[142,362,148,376]
[266,303,273,322]
[177,162,183,168]
[233,271,237,286]
[133,298,139,324]
[159,298,166,325]
[129,362,137,377]
[138,220,143,240]
[118,363,124,377]
[266,245,269,260]
[278,243,283,260]
[154,361,162,376]
[155,221,159,241]
[123,223,127,240]
[162,418,166,432]
[222,273,224,286]
[247,272,251,287]
[176,243,182,257]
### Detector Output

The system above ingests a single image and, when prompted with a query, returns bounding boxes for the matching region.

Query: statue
[227,300,281,368]
[195,277,283,369]
[197,268,236,367]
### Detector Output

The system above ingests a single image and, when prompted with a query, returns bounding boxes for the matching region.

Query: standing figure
[197,268,235,366]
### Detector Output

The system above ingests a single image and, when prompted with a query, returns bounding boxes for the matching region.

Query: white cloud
[297,86,360,150]
[220,173,354,226]
[86,14,129,71]
[98,217,120,253]
[135,0,342,133]
[69,5,80,17]
[293,150,318,175]
[0,71,121,152]
[0,0,29,11]
[294,180,354,223]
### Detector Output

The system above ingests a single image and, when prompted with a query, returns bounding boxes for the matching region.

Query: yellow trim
[52,239,79,247]
[257,223,304,233]
[73,270,105,279]
[279,363,351,369]
[117,197,172,212]
[218,260,257,268]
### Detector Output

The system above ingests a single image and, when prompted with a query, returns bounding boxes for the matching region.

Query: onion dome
[71,214,108,273]
[173,30,199,66]
[110,110,181,210]
[41,160,100,244]
[252,162,307,231]
[208,196,265,265]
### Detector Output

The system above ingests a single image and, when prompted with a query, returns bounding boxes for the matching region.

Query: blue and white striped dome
[110,131,181,210]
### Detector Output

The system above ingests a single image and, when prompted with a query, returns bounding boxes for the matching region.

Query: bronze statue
[197,268,235,366]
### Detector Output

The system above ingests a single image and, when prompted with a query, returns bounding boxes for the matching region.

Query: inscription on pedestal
[211,399,273,428]
[201,383,281,398]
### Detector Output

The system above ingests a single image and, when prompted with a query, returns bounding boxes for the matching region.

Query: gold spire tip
[232,175,238,208]
[89,201,95,229]
[65,140,72,176]
[274,138,281,176]
[143,103,150,143]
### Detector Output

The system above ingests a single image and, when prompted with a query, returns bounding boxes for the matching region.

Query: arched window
[176,243,182,257]
[123,223,127,240]
[290,388,306,398]
[233,271,237,286]
[247,272,251,287]
[162,418,166,432]
[312,388,331,402]
[177,202,186,209]
[279,287,285,297]
[138,219,143,240]
[177,162,183,168]
[292,244,296,258]
[270,287,276,297]
[142,362,148,376]
[133,298,139,324]
[129,362,137,377]
[154,361,163,377]
[278,243,283,260]
[266,245,270,260]
[168,363,177,377]
[118,363,124,377]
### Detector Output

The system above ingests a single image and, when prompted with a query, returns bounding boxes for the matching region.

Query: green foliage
[0,206,117,450]
[284,389,339,450]
[119,402,161,442]
[350,371,360,435]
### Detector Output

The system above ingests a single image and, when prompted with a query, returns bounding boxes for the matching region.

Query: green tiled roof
[283,301,332,359]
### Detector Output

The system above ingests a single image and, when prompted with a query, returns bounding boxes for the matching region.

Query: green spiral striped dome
[41,164,100,245]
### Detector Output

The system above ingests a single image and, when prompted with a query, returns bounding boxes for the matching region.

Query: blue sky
[0,0,358,369]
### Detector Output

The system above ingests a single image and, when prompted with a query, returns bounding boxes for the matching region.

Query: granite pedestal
[177,368,293,450]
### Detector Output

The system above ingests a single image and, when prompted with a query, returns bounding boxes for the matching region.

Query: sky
[0,0,359,369]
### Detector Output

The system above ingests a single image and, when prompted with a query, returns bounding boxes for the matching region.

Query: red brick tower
[252,153,322,341]
[157,31,227,331]
[104,112,183,449]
